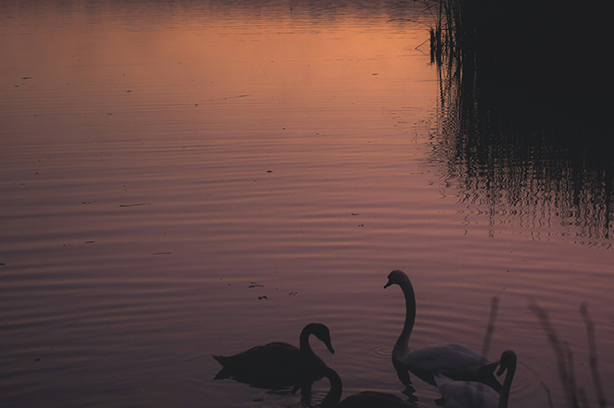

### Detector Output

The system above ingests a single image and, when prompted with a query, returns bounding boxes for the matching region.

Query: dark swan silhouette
[434,350,517,408]
[384,270,502,392]
[315,366,419,408]
[212,322,334,389]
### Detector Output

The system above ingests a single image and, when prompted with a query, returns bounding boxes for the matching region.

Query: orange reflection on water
[2,4,436,146]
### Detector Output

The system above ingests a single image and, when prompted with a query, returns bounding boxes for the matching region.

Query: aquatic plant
[419,0,614,245]
[529,302,608,408]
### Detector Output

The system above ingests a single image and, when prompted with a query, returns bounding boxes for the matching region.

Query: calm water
[1,1,613,407]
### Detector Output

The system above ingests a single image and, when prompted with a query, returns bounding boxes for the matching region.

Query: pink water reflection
[1,2,613,408]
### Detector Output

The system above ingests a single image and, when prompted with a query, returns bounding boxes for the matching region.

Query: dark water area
[431,0,614,247]
[1,1,613,408]
[432,64,614,246]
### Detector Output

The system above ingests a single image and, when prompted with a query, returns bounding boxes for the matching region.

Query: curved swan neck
[299,325,316,359]
[396,277,416,351]
[320,367,342,408]
[498,355,517,408]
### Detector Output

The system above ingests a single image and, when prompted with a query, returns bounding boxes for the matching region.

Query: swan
[384,270,501,391]
[315,366,419,408]
[434,350,517,408]
[212,322,334,388]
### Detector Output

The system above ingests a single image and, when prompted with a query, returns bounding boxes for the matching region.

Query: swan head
[306,323,335,354]
[384,269,409,289]
[496,350,517,376]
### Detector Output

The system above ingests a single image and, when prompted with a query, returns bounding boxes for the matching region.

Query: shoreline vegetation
[484,298,607,407]
[530,302,608,408]
[421,1,610,404]
[423,0,613,244]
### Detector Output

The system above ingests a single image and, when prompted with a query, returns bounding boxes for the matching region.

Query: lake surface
[1,1,612,407]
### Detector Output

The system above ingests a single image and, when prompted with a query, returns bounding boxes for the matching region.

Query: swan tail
[211,355,233,380]
[471,361,501,393]
[476,360,498,375]
[212,354,231,366]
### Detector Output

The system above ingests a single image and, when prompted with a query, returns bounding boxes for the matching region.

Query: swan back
[434,374,499,408]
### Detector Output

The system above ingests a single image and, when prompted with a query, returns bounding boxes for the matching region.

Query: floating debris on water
[119,203,151,207]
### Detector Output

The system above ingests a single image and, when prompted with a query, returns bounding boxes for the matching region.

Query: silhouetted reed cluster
[424,0,613,244]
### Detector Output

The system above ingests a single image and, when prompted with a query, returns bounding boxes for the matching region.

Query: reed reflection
[212,323,334,404]
[428,0,612,245]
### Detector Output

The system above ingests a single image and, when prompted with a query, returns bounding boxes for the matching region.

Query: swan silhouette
[315,366,419,408]
[212,322,334,389]
[434,350,517,408]
[384,270,502,391]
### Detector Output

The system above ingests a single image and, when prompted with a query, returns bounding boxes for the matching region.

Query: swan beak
[326,342,335,354]
[384,280,393,288]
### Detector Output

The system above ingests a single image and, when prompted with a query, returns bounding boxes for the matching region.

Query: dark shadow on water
[312,366,420,407]
[428,0,613,245]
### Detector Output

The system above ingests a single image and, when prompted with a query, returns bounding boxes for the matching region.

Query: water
[1,1,612,407]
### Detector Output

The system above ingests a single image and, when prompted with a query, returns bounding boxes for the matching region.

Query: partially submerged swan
[434,350,517,408]
[384,270,501,391]
[212,322,334,388]
[316,366,419,408]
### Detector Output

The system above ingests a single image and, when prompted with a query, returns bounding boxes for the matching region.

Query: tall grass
[426,0,610,133]
[529,302,608,408]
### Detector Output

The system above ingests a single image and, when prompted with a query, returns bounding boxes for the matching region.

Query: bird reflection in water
[312,365,419,408]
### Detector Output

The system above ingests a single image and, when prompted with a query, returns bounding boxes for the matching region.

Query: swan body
[212,322,334,388]
[317,366,419,408]
[434,350,517,408]
[385,270,501,391]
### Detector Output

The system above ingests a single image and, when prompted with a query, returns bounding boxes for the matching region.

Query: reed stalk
[529,301,608,408]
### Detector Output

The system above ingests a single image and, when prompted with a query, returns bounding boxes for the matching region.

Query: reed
[579,303,607,408]
[426,0,610,130]
[529,301,608,408]
[421,0,614,245]
[480,296,499,359]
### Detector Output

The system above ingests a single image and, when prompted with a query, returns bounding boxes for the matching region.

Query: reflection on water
[430,4,613,247]
[2,1,614,408]
[308,365,420,408]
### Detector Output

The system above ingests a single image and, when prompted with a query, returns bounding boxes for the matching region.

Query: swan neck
[395,279,416,351]
[299,328,315,359]
[498,357,517,408]
[320,369,342,408]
